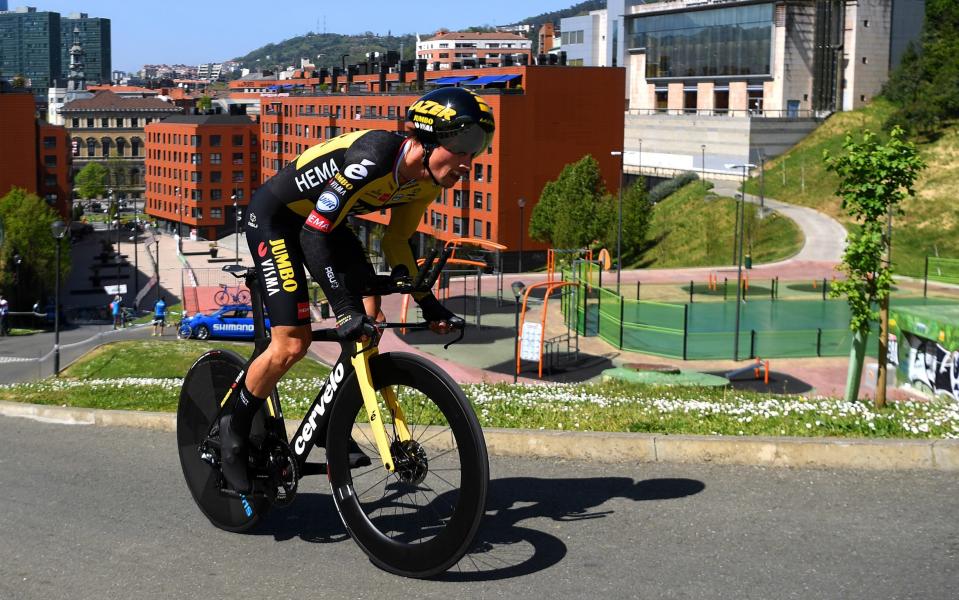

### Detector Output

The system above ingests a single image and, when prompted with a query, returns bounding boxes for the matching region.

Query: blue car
[177,304,270,341]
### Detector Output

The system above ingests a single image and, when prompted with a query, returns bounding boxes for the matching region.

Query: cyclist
[218,87,495,492]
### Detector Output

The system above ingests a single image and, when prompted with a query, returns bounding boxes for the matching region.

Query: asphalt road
[1,417,956,599]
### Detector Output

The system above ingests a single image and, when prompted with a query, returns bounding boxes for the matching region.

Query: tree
[0,188,71,301]
[11,75,27,88]
[824,127,925,406]
[75,162,108,200]
[197,95,213,112]
[529,155,608,250]
[597,179,653,266]
[883,0,959,138]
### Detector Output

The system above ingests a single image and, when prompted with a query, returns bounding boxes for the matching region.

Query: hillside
[634,182,804,269]
[742,99,959,276]
[232,0,605,71]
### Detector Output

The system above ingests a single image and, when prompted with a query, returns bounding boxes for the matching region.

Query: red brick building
[0,88,72,218]
[256,65,625,268]
[143,114,259,240]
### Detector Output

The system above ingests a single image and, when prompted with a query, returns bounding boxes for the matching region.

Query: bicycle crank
[254,437,299,507]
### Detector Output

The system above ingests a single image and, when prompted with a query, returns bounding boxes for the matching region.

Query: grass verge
[742,98,959,276]
[0,341,956,440]
[633,182,804,269]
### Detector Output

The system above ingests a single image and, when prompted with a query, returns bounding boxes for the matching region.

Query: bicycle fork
[351,342,411,473]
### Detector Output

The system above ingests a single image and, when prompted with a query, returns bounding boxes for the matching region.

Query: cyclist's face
[428,145,472,188]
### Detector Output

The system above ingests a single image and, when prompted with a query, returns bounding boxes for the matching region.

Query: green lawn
[0,340,956,440]
[632,182,804,269]
[743,99,959,276]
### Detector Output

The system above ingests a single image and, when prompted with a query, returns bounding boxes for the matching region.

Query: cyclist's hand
[336,311,376,342]
[428,315,465,335]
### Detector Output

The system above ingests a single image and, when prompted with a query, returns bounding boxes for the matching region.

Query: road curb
[2,400,956,471]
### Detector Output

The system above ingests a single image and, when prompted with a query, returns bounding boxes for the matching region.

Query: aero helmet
[407,87,495,159]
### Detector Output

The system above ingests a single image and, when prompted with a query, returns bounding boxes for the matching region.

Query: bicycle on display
[213,282,252,306]
[176,248,489,578]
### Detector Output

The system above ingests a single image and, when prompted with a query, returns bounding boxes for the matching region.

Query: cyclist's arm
[299,139,391,323]
[382,196,434,301]
[383,197,457,324]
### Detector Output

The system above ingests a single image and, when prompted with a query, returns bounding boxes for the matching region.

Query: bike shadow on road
[252,474,704,581]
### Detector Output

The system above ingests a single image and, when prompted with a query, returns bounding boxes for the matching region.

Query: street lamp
[232,193,240,264]
[517,197,526,273]
[154,233,161,307]
[701,144,706,192]
[51,220,67,376]
[13,253,21,309]
[174,186,182,253]
[511,281,526,384]
[724,163,756,361]
[611,150,624,294]
[130,217,140,309]
[114,208,122,295]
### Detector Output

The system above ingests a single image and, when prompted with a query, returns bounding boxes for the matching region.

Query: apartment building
[143,114,259,240]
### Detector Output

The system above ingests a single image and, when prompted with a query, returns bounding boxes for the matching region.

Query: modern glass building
[0,7,61,93]
[629,2,774,80]
[60,13,111,85]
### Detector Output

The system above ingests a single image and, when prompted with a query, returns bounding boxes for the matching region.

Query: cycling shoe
[219,412,253,493]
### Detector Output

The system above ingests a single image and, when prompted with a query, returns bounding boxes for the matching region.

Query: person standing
[152,297,167,336]
[110,295,122,329]
[0,295,9,336]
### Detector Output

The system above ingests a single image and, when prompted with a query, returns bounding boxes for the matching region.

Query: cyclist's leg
[219,212,312,492]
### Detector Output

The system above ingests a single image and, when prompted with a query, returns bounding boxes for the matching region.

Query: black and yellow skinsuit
[245,129,444,329]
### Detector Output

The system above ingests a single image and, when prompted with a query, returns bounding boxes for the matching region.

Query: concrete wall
[780,1,817,114]
[623,112,821,178]
[843,0,892,111]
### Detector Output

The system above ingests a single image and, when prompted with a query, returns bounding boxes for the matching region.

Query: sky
[28,0,571,72]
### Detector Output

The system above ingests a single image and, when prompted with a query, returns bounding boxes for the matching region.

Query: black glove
[417,294,457,324]
[335,310,375,341]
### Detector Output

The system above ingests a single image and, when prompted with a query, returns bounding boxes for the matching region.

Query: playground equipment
[515,281,581,379]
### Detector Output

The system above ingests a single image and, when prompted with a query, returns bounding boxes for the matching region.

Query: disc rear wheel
[177,349,270,531]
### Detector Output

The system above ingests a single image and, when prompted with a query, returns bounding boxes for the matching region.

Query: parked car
[177,304,270,340]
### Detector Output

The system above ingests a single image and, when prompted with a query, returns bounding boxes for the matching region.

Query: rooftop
[61,90,181,112]
[424,31,529,41]
[155,114,256,126]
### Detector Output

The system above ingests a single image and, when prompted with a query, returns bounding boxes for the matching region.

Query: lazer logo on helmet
[410,99,457,120]
[294,158,339,192]
[259,239,297,296]
[294,362,345,455]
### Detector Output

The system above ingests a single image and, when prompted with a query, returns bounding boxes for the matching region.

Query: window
[233,134,244,146]
[453,190,463,208]
[191,153,202,165]
[474,192,483,209]
[192,207,203,219]
[72,118,79,128]
[44,175,58,187]
[87,118,94,128]
[131,138,140,156]
[191,189,202,201]
[190,135,201,146]
[232,171,245,183]
[474,163,483,181]
[210,135,222,147]
[486,221,491,239]
[486,193,492,211]
[487,165,493,182]
[473,219,482,237]
[191,171,203,183]
[453,217,464,235]
[44,155,57,167]
[131,118,138,127]
[211,171,222,183]
[211,207,223,218]
[211,153,222,165]
[101,118,109,127]
[234,189,244,200]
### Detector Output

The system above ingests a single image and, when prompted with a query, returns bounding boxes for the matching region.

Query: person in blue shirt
[110,296,122,329]
[152,297,167,336]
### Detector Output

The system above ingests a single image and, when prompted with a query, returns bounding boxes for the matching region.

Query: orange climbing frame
[515,280,580,379]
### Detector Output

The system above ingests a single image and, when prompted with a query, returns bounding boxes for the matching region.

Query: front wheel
[177,322,193,339]
[326,352,489,578]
